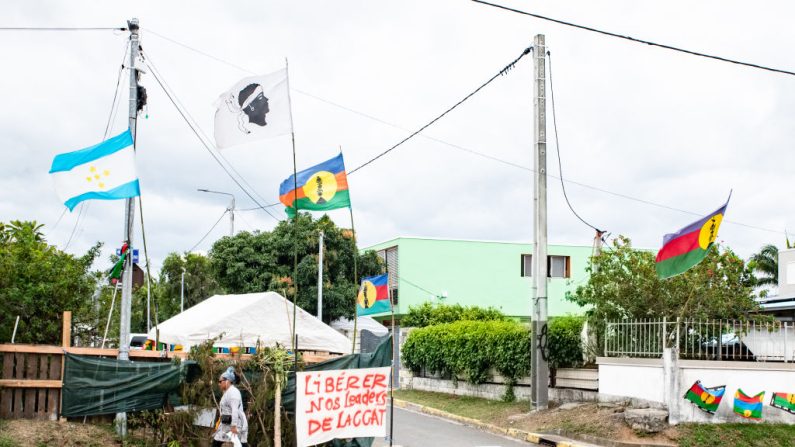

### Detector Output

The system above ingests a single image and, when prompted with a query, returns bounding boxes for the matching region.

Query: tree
[0,220,100,344]
[209,213,382,323]
[156,252,223,321]
[567,235,759,322]
[748,244,778,288]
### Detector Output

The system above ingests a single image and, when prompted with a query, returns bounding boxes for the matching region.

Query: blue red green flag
[733,389,764,419]
[655,198,729,279]
[279,153,350,217]
[683,380,725,414]
[356,274,389,316]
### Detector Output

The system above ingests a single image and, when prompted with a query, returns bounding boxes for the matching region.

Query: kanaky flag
[655,198,729,279]
[357,274,389,316]
[279,153,350,217]
[214,68,292,149]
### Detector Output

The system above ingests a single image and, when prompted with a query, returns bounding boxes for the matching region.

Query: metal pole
[116,17,139,437]
[317,231,324,320]
[530,34,549,411]
[11,316,19,343]
[229,195,235,236]
[180,269,185,313]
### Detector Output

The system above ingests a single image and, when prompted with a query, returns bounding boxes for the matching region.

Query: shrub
[402,320,531,398]
[401,302,507,327]
[547,316,586,369]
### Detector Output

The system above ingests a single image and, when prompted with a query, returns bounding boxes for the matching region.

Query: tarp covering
[147,292,352,354]
[282,335,393,447]
[331,316,389,336]
[61,354,197,417]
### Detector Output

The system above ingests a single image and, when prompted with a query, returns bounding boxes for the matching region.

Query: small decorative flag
[109,243,129,284]
[770,392,795,415]
[49,130,140,211]
[733,389,764,419]
[279,153,351,217]
[356,274,390,317]
[214,68,292,149]
[655,198,729,279]
[683,380,725,414]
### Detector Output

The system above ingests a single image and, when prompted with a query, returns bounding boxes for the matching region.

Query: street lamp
[197,189,235,236]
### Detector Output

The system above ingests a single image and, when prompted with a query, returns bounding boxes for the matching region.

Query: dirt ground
[0,419,120,447]
[498,402,680,446]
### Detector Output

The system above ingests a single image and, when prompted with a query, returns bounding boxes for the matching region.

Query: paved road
[372,406,533,447]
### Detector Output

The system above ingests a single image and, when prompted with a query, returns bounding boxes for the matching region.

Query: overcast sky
[2,0,793,274]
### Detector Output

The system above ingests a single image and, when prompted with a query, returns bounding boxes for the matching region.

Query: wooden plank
[13,385,23,418]
[48,354,61,420]
[2,352,15,379]
[37,356,49,418]
[48,354,61,384]
[0,379,62,389]
[62,311,72,348]
[23,354,38,417]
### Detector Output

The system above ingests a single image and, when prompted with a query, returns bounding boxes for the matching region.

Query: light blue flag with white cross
[49,130,140,211]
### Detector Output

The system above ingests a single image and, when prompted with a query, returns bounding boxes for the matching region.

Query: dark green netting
[282,335,393,447]
[62,353,198,417]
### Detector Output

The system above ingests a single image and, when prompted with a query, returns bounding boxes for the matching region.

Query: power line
[347,45,533,174]
[142,53,282,223]
[547,50,602,233]
[142,30,786,236]
[0,27,126,31]
[472,0,795,78]
[189,209,228,252]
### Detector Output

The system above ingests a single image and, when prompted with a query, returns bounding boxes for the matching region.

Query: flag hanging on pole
[279,153,351,217]
[356,274,389,316]
[49,130,140,211]
[655,197,730,279]
[214,68,292,149]
[110,243,129,284]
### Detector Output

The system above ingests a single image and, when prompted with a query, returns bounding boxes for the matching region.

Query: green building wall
[362,237,593,322]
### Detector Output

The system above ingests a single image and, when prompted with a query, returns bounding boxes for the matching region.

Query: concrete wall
[364,237,594,320]
[598,355,795,424]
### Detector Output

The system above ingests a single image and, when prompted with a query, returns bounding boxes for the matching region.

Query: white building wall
[597,358,665,405]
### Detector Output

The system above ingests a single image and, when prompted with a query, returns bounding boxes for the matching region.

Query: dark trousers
[212,441,249,447]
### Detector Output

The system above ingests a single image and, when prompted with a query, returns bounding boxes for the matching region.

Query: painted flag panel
[279,153,351,217]
[655,198,729,279]
[49,130,140,211]
[770,392,795,415]
[214,68,291,149]
[733,389,764,419]
[683,380,725,414]
[357,274,389,317]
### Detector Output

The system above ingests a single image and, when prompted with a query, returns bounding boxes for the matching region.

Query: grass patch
[678,423,795,447]
[392,389,528,424]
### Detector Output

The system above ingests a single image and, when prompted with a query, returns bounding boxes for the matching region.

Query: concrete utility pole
[197,189,235,236]
[530,34,549,411]
[180,269,185,313]
[116,17,140,436]
[317,231,324,320]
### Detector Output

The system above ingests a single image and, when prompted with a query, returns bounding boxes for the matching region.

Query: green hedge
[547,316,585,369]
[401,302,507,327]
[401,320,531,387]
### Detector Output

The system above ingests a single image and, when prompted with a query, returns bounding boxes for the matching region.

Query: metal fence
[604,318,795,362]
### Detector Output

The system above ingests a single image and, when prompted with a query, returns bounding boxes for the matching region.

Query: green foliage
[154,251,223,323]
[210,213,382,323]
[0,220,101,344]
[401,302,507,327]
[401,320,531,395]
[748,244,778,289]
[547,316,585,369]
[567,235,759,323]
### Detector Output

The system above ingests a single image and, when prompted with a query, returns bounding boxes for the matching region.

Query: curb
[392,398,594,447]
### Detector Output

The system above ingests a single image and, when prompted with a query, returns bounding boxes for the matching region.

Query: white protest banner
[296,366,390,447]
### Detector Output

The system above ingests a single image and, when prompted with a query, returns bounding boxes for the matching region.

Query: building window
[521,254,570,278]
[377,246,399,302]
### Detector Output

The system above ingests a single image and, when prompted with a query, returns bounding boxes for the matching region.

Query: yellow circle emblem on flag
[788,394,795,405]
[698,213,723,249]
[743,409,751,417]
[357,281,377,309]
[303,171,338,205]
[705,394,715,405]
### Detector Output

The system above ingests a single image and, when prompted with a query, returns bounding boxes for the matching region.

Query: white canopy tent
[331,316,389,336]
[146,292,351,354]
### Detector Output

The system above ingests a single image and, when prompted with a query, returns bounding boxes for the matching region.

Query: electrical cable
[143,30,786,236]
[142,55,282,222]
[189,209,228,252]
[63,202,85,250]
[547,50,602,233]
[347,45,533,174]
[472,0,795,78]
[0,27,126,31]
[103,43,129,138]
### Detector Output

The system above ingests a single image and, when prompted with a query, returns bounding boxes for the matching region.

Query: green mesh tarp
[282,336,393,447]
[62,353,198,417]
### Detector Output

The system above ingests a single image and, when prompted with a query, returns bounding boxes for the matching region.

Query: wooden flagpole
[286,58,299,352]
[344,147,361,354]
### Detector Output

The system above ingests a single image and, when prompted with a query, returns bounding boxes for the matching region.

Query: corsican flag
[49,130,140,211]
[214,68,292,149]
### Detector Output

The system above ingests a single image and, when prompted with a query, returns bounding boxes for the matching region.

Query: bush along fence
[400,317,588,401]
